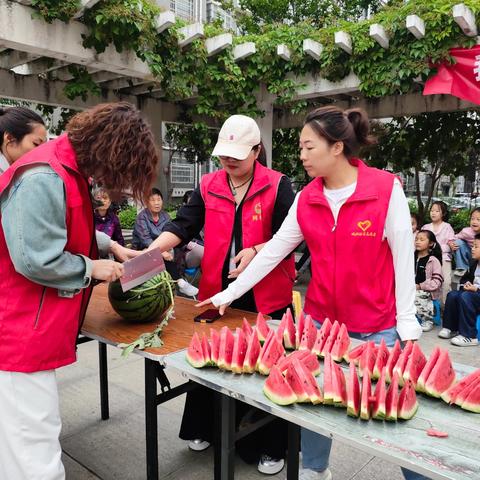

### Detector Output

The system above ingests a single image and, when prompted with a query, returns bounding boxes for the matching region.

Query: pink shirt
[451,227,476,247]
[423,222,455,262]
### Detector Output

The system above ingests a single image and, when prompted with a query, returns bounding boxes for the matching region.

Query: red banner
[423,45,480,105]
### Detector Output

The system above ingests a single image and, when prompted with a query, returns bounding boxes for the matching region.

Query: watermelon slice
[453,376,480,407]
[285,361,310,402]
[347,342,367,365]
[397,379,418,420]
[360,370,372,420]
[347,361,361,417]
[323,353,335,405]
[255,312,271,343]
[200,333,212,366]
[330,323,351,363]
[402,342,427,387]
[385,339,402,383]
[263,366,297,405]
[283,308,296,349]
[299,315,317,351]
[372,338,389,380]
[295,310,306,349]
[441,369,480,404]
[372,367,387,420]
[276,350,320,377]
[331,362,347,407]
[424,349,456,398]
[258,329,276,362]
[276,313,288,343]
[358,341,376,378]
[296,359,323,404]
[257,335,285,375]
[416,346,441,393]
[186,332,207,368]
[217,326,235,370]
[243,330,261,373]
[460,382,480,413]
[210,329,220,366]
[241,317,253,338]
[230,328,248,374]
[392,340,413,386]
[321,320,340,357]
[312,318,332,357]
[385,373,400,421]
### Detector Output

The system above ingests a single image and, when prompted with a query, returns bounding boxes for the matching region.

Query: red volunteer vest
[199,162,295,314]
[0,134,98,372]
[297,159,396,333]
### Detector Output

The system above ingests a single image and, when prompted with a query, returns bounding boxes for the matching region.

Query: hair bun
[345,108,376,147]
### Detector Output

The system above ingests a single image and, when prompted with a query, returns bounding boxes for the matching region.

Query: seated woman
[132,188,198,297]
[93,187,125,249]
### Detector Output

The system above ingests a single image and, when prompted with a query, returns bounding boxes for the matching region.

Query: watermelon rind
[442,369,480,404]
[347,361,361,418]
[330,323,351,363]
[403,342,427,388]
[285,360,310,403]
[372,338,389,380]
[416,346,441,393]
[372,367,387,420]
[243,330,261,374]
[312,318,332,357]
[424,349,456,398]
[397,380,418,420]
[360,370,372,420]
[263,366,297,405]
[385,340,402,384]
[186,332,206,368]
[385,374,400,421]
[460,383,480,413]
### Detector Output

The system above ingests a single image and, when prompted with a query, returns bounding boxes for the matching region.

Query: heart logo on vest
[357,220,372,232]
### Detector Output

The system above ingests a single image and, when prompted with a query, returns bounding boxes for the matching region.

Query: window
[171,154,195,184]
[170,0,195,21]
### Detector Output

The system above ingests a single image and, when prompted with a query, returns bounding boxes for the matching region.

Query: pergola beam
[11,57,69,75]
[303,39,323,60]
[291,72,360,100]
[335,31,352,54]
[73,0,102,19]
[178,23,204,48]
[406,15,425,39]
[155,11,176,33]
[277,44,291,61]
[205,33,233,56]
[233,42,256,61]
[0,0,152,79]
[453,3,477,37]
[370,24,389,49]
[0,50,40,69]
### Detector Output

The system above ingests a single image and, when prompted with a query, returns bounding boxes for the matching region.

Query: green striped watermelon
[108,271,175,323]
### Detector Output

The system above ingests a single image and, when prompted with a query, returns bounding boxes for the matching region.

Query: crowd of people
[0,101,479,480]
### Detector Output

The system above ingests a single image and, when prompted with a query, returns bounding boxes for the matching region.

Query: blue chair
[184,266,201,287]
[476,315,480,341]
[432,299,441,326]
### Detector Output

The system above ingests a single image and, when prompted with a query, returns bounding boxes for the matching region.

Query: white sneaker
[421,320,434,332]
[257,455,285,475]
[178,278,199,297]
[438,328,457,339]
[298,468,332,480]
[188,439,210,451]
[450,335,479,347]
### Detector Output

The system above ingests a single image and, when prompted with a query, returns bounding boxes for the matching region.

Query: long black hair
[0,106,45,148]
[416,229,443,265]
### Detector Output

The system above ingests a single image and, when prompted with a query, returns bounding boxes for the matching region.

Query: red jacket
[0,135,98,372]
[199,162,295,314]
[297,159,396,333]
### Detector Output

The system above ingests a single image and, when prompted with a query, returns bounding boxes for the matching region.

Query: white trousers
[0,370,65,480]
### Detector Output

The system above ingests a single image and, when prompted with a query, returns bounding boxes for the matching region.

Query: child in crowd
[448,207,480,276]
[440,234,480,346]
[411,212,422,236]
[415,230,444,332]
[94,187,125,247]
[423,201,455,303]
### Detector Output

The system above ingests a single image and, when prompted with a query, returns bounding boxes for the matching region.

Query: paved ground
[58,280,479,480]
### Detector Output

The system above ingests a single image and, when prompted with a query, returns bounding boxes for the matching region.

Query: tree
[364,111,480,219]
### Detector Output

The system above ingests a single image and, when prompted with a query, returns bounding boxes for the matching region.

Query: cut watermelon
[397,379,418,420]
[186,332,206,368]
[424,349,456,398]
[200,333,212,366]
[402,342,427,387]
[286,361,309,402]
[323,353,334,405]
[321,320,340,357]
[346,342,367,365]
[385,339,402,384]
[299,315,317,351]
[283,309,296,349]
[217,326,235,370]
[392,340,413,386]
[332,362,347,407]
[296,359,323,404]
[347,361,361,417]
[312,318,332,357]
[454,376,480,407]
[241,317,253,338]
[330,323,351,363]
[416,346,441,393]
[210,329,220,366]
[263,366,297,405]
[385,373,400,421]
[441,369,480,404]
[255,312,271,343]
[295,310,306,349]
[360,370,372,420]
[372,338,389,380]
[276,313,288,343]
[243,330,261,374]
[230,328,248,374]
[372,367,387,420]
[460,382,480,413]
[257,335,285,375]
[301,352,321,377]
[276,350,320,377]
[358,341,376,378]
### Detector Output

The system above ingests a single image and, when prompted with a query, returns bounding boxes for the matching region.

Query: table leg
[214,393,235,480]
[286,422,300,480]
[98,342,109,421]
[145,359,159,480]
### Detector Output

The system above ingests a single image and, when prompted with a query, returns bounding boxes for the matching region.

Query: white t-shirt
[211,179,422,341]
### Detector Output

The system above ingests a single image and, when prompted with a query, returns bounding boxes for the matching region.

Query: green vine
[30,0,480,119]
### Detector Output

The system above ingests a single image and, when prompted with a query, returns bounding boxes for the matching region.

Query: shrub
[118,205,137,229]
[450,209,471,234]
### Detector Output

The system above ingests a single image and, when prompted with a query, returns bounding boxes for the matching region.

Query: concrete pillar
[255,85,275,168]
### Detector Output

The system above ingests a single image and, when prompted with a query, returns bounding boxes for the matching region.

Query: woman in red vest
[148,114,295,474]
[0,102,159,480]
[199,106,423,480]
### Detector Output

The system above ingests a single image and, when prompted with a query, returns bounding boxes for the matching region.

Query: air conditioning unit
[172,188,190,197]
